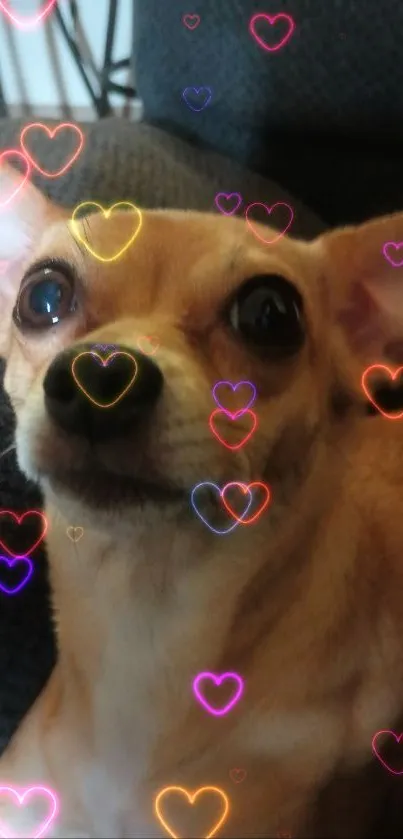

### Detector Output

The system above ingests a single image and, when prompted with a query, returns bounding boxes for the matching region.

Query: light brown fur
[0,166,403,837]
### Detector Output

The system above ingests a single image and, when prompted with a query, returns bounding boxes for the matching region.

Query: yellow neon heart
[69,201,142,262]
[154,785,229,839]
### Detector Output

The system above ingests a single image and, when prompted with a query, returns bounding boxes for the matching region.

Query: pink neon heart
[245,202,294,244]
[382,241,403,268]
[182,13,200,30]
[372,730,403,775]
[0,0,57,29]
[212,380,256,417]
[0,150,31,208]
[0,785,58,838]
[193,672,244,716]
[214,192,243,216]
[249,13,296,53]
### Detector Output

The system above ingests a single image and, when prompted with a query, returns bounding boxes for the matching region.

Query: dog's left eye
[13,262,77,330]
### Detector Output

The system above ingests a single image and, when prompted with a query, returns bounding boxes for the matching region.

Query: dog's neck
[43,491,264,767]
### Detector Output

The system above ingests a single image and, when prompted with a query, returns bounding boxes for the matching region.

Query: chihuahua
[0,163,403,838]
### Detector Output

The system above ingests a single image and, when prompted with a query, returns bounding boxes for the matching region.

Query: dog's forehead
[33,208,309,318]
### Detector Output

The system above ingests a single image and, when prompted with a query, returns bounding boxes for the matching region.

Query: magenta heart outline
[382,241,403,268]
[0,0,57,30]
[214,193,243,216]
[248,12,296,53]
[193,671,244,716]
[212,380,257,417]
[182,13,200,30]
[0,785,59,839]
[0,556,33,595]
[372,730,403,775]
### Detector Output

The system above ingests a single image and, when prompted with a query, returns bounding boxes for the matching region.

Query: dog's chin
[39,464,188,511]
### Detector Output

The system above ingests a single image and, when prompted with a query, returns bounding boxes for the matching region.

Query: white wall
[0,0,139,119]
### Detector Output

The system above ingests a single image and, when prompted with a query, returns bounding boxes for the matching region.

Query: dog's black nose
[43,344,163,442]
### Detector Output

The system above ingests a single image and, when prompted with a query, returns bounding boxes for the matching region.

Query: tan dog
[0,164,403,838]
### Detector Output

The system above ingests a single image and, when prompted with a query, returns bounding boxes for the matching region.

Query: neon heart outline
[71,350,138,409]
[66,526,84,543]
[182,13,201,30]
[372,730,403,775]
[0,149,31,207]
[0,556,33,595]
[245,202,294,244]
[0,510,48,559]
[0,785,59,838]
[0,0,57,30]
[209,408,258,450]
[214,193,243,216]
[69,201,143,263]
[182,86,212,112]
[229,767,246,784]
[361,364,403,420]
[190,481,253,534]
[221,481,271,525]
[20,122,85,178]
[212,380,256,417]
[154,785,229,839]
[382,241,403,267]
[137,335,160,356]
[248,12,296,53]
[193,671,244,716]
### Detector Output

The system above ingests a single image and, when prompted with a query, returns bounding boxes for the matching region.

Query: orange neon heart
[71,351,138,409]
[209,408,257,450]
[20,122,84,178]
[137,335,160,356]
[154,786,229,839]
[221,481,271,525]
[361,364,403,420]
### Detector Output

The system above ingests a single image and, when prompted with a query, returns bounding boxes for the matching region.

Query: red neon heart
[20,122,84,178]
[209,408,257,450]
[221,482,271,525]
[0,510,48,559]
[0,149,30,208]
[361,365,403,419]
[0,0,57,29]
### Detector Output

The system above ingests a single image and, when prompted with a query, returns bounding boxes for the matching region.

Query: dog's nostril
[43,344,164,442]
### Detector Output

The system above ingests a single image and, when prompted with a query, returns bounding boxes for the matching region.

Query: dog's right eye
[13,260,78,330]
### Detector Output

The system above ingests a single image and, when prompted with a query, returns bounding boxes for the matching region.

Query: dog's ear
[0,162,64,356]
[315,212,403,362]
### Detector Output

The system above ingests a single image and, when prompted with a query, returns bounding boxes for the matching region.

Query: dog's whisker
[0,441,16,461]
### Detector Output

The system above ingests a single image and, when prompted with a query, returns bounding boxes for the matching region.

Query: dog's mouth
[41,462,187,510]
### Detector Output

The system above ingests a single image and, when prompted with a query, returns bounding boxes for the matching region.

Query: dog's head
[1,165,402,542]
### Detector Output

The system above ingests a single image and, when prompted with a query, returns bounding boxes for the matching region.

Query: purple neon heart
[190,482,253,534]
[382,242,403,268]
[0,555,33,595]
[193,671,244,716]
[214,193,243,216]
[212,380,257,417]
[182,86,212,112]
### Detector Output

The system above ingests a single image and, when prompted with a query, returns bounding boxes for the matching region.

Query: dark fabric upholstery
[133,0,403,226]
